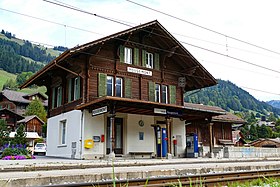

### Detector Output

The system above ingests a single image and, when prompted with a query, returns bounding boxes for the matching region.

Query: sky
[1,0,280,102]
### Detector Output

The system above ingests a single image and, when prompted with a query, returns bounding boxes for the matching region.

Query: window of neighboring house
[155,84,160,102]
[59,120,66,145]
[146,52,153,69]
[162,85,168,104]
[116,77,123,97]
[124,47,132,64]
[107,76,114,96]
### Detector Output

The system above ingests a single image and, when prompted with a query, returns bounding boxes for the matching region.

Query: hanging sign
[127,67,152,76]
[154,108,167,114]
[92,106,107,116]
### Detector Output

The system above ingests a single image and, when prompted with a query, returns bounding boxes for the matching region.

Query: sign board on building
[127,67,152,76]
[154,108,167,114]
[92,106,107,116]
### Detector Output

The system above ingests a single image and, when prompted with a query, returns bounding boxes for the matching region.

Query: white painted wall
[126,114,155,154]
[172,118,186,157]
[46,110,82,159]
[82,111,105,159]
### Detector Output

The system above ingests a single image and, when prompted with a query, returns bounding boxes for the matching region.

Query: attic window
[124,47,132,64]
[145,52,153,69]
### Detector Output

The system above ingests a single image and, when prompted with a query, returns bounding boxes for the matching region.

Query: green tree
[268,113,277,122]
[25,98,47,123]
[12,124,27,145]
[16,72,33,86]
[249,125,258,140]
[0,119,10,147]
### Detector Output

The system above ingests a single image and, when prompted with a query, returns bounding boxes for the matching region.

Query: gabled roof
[22,92,47,101]
[0,108,24,120]
[250,138,280,146]
[21,20,217,91]
[17,115,45,125]
[1,89,48,106]
[212,112,246,124]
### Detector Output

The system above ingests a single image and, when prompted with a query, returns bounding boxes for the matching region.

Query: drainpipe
[79,110,84,159]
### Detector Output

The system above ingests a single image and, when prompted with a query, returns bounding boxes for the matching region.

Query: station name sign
[154,108,182,117]
[127,67,152,76]
[92,106,107,116]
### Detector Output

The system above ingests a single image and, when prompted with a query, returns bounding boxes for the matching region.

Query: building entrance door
[106,118,123,155]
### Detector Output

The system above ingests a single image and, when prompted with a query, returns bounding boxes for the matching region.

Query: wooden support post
[109,103,116,155]
[209,122,214,158]
[166,117,172,155]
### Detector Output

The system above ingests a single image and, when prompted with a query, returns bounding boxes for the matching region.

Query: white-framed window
[146,52,153,68]
[124,47,132,64]
[57,86,62,107]
[116,77,123,97]
[59,120,66,145]
[74,77,79,100]
[155,84,160,102]
[162,85,168,104]
[107,76,114,96]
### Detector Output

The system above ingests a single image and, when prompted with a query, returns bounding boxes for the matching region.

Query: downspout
[79,109,84,159]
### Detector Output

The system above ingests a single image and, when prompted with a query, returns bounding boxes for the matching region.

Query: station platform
[1,157,280,186]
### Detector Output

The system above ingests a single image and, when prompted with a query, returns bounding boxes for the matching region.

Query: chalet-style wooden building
[0,108,24,131]
[17,115,45,137]
[21,20,231,159]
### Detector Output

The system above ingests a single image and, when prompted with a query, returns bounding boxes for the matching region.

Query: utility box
[185,133,198,158]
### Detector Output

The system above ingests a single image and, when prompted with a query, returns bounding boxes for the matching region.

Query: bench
[129,151,154,158]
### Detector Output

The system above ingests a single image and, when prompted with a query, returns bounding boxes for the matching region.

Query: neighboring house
[21,20,227,159]
[257,120,275,129]
[232,130,247,146]
[17,115,45,137]
[249,138,280,148]
[0,89,48,115]
[0,108,24,131]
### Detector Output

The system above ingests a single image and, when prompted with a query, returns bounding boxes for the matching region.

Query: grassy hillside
[0,70,16,90]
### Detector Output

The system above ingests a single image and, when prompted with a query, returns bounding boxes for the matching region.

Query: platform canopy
[76,96,225,121]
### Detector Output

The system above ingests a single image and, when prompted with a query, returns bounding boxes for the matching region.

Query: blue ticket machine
[155,126,167,157]
[185,133,198,158]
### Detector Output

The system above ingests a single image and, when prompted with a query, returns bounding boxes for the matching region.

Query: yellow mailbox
[84,139,94,149]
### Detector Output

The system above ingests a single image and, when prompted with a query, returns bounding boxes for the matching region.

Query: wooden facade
[21,21,234,158]
[17,115,44,137]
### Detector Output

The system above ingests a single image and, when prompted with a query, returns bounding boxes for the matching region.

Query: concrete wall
[172,118,186,157]
[82,111,105,159]
[46,110,82,159]
[224,147,280,158]
[126,114,155,154]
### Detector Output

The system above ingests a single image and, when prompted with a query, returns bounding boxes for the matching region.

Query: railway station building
[21,20,243,159]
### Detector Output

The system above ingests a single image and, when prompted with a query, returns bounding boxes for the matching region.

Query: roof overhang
[76,96,225,121]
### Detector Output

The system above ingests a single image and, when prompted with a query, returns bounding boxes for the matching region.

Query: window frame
[56,86,62,107]
[146,52,154,69]
[59,120,67,146]
[74,77,79,100]
[124,47,132,64]
[107,76,114,96]
[116,77,123,97]
[155,83,161,103]
[161,85,168,104]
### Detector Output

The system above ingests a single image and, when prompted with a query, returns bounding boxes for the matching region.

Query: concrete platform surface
[0,156,280,186]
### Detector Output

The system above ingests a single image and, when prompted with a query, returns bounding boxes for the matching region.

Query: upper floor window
[116,77,123,97]
[68,77,81,102]
[155,84,160,102]
[52,86,62,109]
[107,76,114,96]
[162,85,168,104]
[145,52,153,69]
[124,47,132,64]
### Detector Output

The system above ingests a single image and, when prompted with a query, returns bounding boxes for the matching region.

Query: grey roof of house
[17,115,45,124]
[1,89,48,106]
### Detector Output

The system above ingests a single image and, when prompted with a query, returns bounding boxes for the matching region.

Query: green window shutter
[124,78,132,98]
[148,81,155,102]
[169,85,176,104]
[119,45,124,63]
[154,53,160,70]
[52,88,55,109]
[133,48,139,66]
[142,50,146,67]
[74,77,81,100]
[98,73,107,97]
[68,79,72,102]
